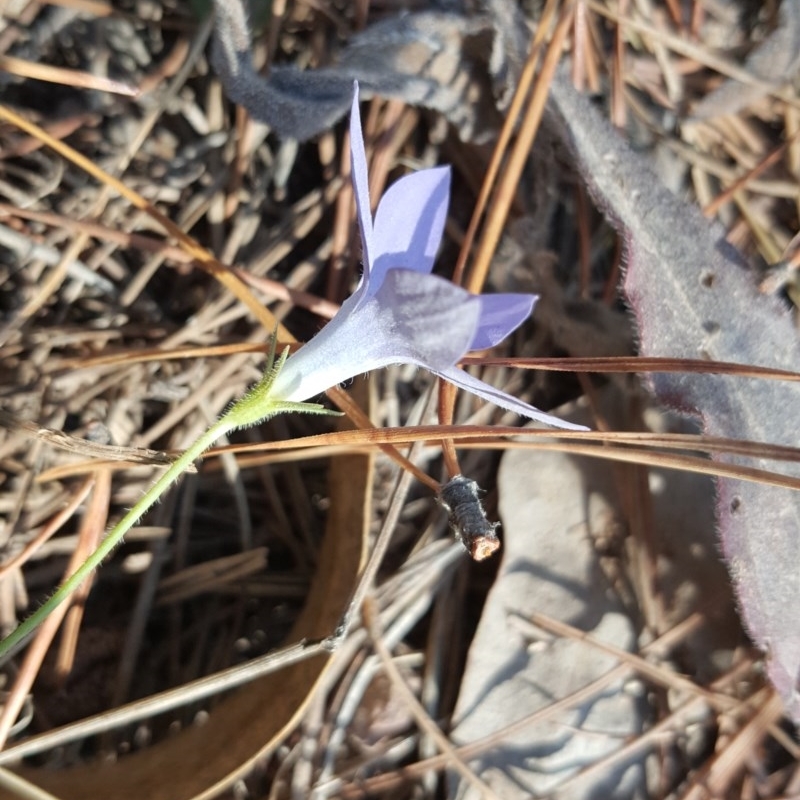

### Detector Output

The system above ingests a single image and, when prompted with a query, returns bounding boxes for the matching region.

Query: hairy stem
[0,417,235,661]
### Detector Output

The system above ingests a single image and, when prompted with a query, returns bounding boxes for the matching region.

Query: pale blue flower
[269,84,587,432]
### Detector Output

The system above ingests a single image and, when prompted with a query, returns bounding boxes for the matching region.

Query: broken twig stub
[438,475,500,561]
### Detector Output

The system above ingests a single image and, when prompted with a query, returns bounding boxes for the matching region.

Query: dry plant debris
[0,1,799,799]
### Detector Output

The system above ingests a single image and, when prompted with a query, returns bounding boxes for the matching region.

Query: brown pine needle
[0,54,138,96]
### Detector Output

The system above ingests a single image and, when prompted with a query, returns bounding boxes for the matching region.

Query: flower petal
[266,289,368,402]
[349,82,374,272]
[433,365,590,430]
[269,269,481,403]
[370,166,450,290]
[373,267,480,369]
[470,293,538,350]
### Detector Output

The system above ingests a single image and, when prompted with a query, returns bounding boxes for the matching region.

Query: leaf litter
[0,1,799,799]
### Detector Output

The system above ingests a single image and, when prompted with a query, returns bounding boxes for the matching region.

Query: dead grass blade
[0,55,138,96]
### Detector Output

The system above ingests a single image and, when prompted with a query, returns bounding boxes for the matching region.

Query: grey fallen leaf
[448,384,741,799]
[691,0,800,119]
[210,0,510,142]
[547,69,800,720]
[448,392,647,800]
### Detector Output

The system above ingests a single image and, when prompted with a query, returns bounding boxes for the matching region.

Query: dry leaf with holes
[548,70,800,721]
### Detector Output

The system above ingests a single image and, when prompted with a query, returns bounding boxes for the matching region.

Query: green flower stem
[0,416,236,660]
[0,344,337,661]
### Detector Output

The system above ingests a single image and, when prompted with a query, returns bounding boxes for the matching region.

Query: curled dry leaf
[210,0,518,142]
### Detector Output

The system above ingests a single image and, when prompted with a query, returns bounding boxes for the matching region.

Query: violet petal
[349,83,375,274]
[374,268,481,369]
[471,293,538,350]
[370,166,451,289]
[433,365,589,431]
